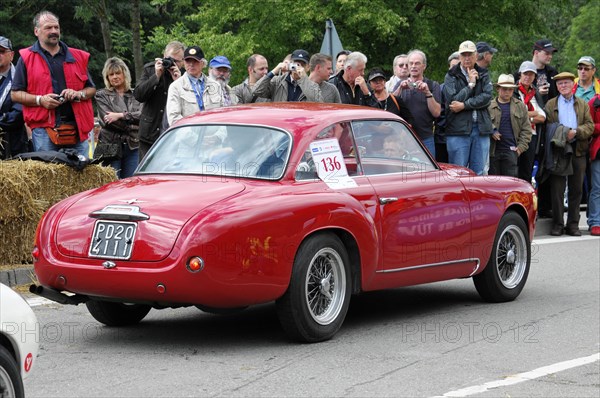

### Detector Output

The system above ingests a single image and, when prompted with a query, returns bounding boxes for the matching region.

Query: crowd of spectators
[1,10,598,235]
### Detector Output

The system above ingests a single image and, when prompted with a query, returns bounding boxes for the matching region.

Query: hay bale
[0,159,117,264]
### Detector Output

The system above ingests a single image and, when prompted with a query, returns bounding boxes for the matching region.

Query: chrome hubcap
[497,225,527,289]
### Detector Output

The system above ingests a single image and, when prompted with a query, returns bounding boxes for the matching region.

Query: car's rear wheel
[276,233,351,343]
[474,211,530,302]
[0,344,24,398]
[86,300,151,326]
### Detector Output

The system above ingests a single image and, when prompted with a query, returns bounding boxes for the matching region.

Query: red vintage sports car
[31,103,537,342]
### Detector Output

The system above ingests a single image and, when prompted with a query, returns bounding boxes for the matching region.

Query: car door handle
[379,197,398,205]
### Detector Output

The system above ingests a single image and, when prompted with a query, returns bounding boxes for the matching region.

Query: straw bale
[0,159,117,264]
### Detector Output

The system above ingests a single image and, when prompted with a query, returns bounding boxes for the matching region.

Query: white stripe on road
[533,235,599,245]
[435,353,600,397]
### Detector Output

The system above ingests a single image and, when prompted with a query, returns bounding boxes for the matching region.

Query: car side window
[352,120,436,175]
[295,122,359,180]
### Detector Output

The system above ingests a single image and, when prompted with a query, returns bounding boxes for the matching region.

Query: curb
[0,266,34,287]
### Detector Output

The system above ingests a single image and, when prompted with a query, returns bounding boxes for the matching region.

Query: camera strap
[190,76,205,111]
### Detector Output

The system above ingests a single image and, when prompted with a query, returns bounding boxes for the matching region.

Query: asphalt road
[23,234,600,397]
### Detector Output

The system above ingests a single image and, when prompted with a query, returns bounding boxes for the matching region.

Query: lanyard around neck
[190,76,205,111]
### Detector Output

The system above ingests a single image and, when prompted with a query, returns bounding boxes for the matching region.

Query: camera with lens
[409,82,418,89]
[51,95,65,103]
[289,62,300,72]
[161,57,175,69]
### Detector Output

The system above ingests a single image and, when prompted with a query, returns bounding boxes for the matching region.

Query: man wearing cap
[252,49,322,102]
[10,10,96,158]
[208,55,238,107]
[309,53,341,103]
[476,42,497,70]
[396,49,441,156]
[544,72,594,236]
[135,41,185,161]
[165,46,222,126]
[233,54,270,104]
[514,61,546,183]
[573,56,599,103]
[587,92,600,236]
[0,36,29,158]
[329,51,377,106]
[531,39,559,103]
[488,74,532,177]
[443,40,493,175]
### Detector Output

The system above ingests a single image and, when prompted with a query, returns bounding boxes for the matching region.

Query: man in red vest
[11,10,95,158]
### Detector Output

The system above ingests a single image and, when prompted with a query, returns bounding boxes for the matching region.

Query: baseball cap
[0,36,13,51]
[367,68,386,82]
[476,42,497,54]
[458,40,477,54]
[291,49,309,63]
[577,56,596,67]
[209,55,232,69]
[184,46,205,62]
[533,39,557,53]
[552,72,576,82]
[518,61,538,75]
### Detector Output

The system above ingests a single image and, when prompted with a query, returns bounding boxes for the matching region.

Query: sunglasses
[0,49,12,54]
[397,63,408,68]
[577,66,592,71]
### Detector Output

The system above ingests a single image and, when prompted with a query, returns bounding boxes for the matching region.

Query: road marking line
[533,236,598,245]
[436,353,600,397]
[27,296,54,307]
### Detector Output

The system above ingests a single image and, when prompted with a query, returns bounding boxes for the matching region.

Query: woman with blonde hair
[95,57,141,178]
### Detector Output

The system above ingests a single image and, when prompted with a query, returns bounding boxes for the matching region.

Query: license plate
[89,220,137,260]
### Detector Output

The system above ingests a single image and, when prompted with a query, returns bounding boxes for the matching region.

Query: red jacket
[589,94,600,161]
[19,44,94,140]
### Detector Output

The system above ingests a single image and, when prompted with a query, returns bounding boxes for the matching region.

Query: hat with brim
[291,49,309,63]
[184,46,205,62]
[552,72,576,82]
[209,55,232,69]
[518,61,538,75]
[458,40,477,54]
[495,74,518,88]
[577,56,596,67]
[368,68,386,82]
[0,36,12,51]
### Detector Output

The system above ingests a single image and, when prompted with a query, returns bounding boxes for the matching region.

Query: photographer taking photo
[252,49,323,102]
[134,41,185,162]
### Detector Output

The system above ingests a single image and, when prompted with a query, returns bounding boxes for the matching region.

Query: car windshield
[138,124,291,179]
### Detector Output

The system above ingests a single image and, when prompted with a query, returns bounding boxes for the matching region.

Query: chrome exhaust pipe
[29,284,88,305]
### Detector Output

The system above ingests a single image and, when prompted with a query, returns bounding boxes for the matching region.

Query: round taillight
[186,257,204,273]
[32,246,40,261]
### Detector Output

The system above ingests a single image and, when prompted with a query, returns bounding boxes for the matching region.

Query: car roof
[171,102,403,136]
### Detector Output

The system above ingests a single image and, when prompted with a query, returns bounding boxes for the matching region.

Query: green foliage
[563,1,600,74]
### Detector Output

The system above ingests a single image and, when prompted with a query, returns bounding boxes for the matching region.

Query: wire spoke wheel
[496,225,528,289]
[305,248,346,325]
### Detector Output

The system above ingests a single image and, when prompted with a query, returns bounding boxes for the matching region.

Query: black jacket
[328,71,378,107]
[443,63,493,136]
[134,61,177,145]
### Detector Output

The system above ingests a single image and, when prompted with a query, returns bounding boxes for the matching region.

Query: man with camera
[252,49,323,102]
[134,41,185,162]
[11,11,96,158]
[396,49,441,157]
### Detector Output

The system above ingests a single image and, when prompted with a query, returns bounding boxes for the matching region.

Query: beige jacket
[166,72,224,126]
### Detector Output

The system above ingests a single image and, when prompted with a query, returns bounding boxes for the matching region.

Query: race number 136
[320,156,341,172]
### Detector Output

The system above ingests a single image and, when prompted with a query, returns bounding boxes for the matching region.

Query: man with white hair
[397,49,441,156]
[329,51,377,106]
[208,55,238,107]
